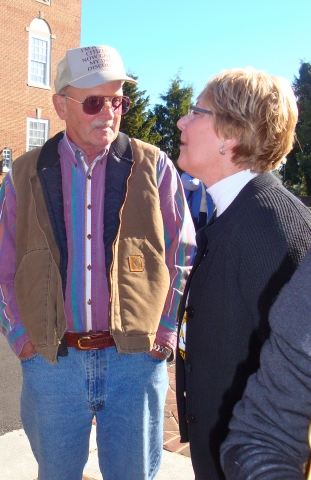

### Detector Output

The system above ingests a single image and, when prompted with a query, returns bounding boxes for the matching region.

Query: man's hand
[18,340,36,360]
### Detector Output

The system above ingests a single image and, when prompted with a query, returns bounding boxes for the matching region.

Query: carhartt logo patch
[128,255,145,272]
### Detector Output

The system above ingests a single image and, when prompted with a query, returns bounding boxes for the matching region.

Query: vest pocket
[116,237,170,335]
[14,249,60,346]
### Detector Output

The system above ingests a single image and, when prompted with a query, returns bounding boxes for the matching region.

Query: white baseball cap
[54,45,138,93]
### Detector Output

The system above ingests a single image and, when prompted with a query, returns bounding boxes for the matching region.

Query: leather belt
[65,331,116,351]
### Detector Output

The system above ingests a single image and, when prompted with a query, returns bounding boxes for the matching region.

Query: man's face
[53,81,123,159]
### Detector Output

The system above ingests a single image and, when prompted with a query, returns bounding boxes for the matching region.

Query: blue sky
[81,0,310,107]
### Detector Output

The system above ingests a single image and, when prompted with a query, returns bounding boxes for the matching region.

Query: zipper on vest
[54,328,61,346]
[108,161,135,334]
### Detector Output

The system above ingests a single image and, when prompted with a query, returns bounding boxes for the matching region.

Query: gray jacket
[221,246,311,480]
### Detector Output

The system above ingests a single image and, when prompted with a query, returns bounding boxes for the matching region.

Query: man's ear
[53,94,67,120]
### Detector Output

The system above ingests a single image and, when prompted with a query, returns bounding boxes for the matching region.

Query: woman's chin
[177,155,188,172]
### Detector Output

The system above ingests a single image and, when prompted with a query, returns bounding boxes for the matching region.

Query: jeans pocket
[145,352,166,362]
[20,353,39,364]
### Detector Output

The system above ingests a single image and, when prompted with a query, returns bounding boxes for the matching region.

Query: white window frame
[36,0,51,5]
[28,20,51,89]
[26,118,50,151]
[2,149,12,172]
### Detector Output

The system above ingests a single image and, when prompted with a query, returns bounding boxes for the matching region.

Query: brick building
[0,0,81,183]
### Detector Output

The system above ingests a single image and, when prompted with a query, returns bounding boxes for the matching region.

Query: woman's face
[177,99,224,187]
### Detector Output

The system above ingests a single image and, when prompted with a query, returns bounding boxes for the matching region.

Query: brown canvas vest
[13,137,170,363]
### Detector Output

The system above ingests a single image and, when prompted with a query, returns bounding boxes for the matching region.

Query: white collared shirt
[207,170,258,217]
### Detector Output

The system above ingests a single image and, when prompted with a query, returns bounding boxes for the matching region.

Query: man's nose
[99,100,115,117]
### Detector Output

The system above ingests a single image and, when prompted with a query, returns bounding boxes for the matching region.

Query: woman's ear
[223,137,238,153]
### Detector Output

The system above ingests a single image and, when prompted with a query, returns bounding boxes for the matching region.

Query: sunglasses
[60,95,131,116]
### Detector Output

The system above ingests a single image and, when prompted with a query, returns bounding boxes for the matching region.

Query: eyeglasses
[61,95,131,115]
[188,105,213,117]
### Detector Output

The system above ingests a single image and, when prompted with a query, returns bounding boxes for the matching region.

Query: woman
[175,68,311,480]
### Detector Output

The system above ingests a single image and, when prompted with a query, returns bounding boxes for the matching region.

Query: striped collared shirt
[0,134,196,355]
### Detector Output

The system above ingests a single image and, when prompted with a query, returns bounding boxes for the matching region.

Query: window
[27,119,49,151]
[28,19,51,88]
[2,149,12,172]
[30,37,48,84]
[36,0,51,4]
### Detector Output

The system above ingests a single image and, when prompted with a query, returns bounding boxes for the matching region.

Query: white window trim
[26,118,50,152]
[28,31,51,89]
[36,0,51,5]
[2,149,12,173]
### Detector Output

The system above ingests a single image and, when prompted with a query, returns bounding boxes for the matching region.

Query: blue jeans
[21,347,168,480]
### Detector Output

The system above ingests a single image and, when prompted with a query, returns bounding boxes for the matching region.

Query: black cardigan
[176,173,311,480]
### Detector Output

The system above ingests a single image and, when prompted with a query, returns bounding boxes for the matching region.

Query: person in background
[181,172,214,230]
[221,246,311,480]
[175,67,311,480]
[0,45,196,480]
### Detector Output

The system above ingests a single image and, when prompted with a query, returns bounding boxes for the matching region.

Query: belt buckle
[77,336,92,350]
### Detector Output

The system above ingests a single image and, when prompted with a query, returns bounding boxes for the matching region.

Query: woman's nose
[177,115,188,131]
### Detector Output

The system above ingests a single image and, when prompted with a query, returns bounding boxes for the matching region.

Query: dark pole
[282,158,286,185]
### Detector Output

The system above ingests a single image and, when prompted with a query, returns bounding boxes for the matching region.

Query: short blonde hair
[198,68,298,173]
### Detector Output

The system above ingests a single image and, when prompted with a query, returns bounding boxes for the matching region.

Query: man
[0,45,196,480]
[221,246,311,480]
[180,172,214,231]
